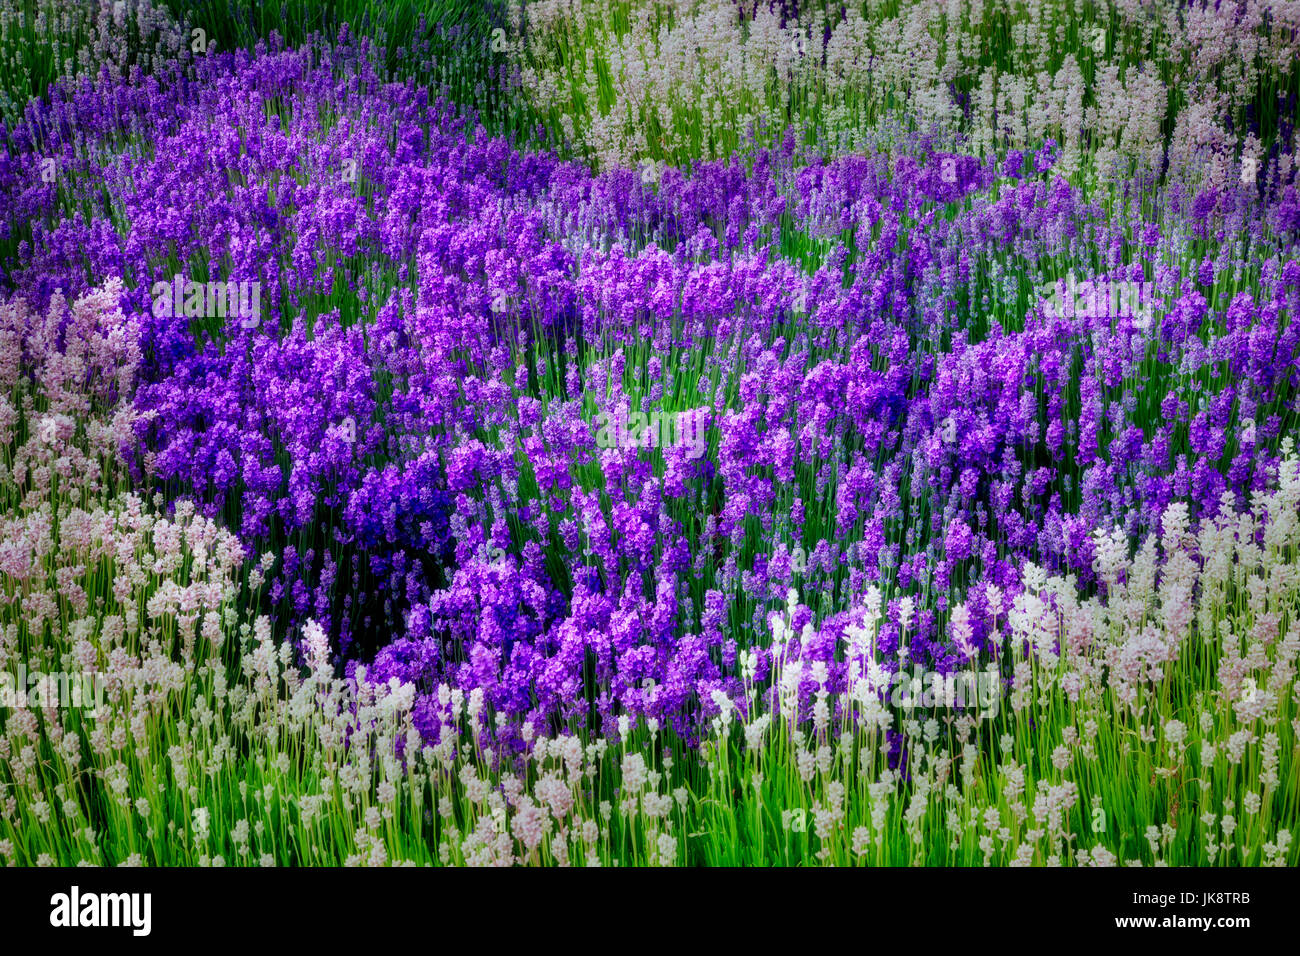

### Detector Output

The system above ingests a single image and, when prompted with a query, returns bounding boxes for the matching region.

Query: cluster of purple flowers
[2,34,1297,747]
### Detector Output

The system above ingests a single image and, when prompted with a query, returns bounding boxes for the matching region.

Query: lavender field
[0,0,1297,868]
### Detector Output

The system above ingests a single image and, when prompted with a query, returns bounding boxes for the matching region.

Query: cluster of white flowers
[509,0,1297,186]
